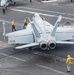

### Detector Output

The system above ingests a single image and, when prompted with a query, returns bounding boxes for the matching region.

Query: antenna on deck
[3,20,6,42]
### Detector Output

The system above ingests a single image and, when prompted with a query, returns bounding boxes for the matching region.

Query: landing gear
[28,47,32,51]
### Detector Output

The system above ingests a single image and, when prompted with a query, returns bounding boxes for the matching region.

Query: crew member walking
[11,20,16,32]
[23,17,27,29]
[66,55,74,72]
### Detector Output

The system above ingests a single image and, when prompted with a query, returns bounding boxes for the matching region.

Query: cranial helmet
[67,55,70,58]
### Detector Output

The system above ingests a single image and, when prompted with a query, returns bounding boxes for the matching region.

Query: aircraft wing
[56,41,74,44]
[15,43,39,49]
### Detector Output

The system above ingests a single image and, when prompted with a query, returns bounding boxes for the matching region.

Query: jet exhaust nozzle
[39,41,47,50]
[48,40,56,49]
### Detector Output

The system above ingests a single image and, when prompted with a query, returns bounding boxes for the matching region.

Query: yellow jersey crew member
[23,17,27,29]
[66,55,74,72]
[11,20,16,32]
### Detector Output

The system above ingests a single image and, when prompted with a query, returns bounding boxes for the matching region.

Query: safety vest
[11,21,15,26]
[24,19,27,23]
[66,57,74,64]
[66,58,71,64]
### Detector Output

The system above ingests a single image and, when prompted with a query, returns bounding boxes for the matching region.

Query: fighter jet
[0,0,16,9]
[5,13,74,50]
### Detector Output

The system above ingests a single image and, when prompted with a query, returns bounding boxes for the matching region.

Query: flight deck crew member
[11,20,16,32]
[23,17,27,29]
[66,55,74,72]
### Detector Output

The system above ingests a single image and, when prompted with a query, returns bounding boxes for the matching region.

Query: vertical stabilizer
[31,23,40,38]
[33,13,46,35]
[50,15,62,36]
[28,17,40,38]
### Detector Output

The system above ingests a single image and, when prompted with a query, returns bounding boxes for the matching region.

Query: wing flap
[15,43,39,49]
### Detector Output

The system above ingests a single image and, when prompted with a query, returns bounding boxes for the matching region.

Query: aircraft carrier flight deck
[0,0,74,75]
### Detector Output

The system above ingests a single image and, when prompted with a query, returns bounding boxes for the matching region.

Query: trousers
[67,64,71,71]
[12,26,16,31]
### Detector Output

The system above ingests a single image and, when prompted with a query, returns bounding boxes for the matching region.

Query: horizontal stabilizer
[57,41,74,44]
[50,15,62,36]
[16,43,39,49]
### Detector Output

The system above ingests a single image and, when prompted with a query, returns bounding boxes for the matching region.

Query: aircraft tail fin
[31,23,40,38]
[28,18,40,38]
[50,15,62,37]
[33,13,46,35]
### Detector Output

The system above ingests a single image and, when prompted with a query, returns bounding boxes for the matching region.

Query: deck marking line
[37,64,69,75]
[10,8,74,20]
[0,53,26,62]
[16,7,69,15]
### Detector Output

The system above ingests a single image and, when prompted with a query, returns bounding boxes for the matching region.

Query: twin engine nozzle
[39,41,47,50]
[47,40,56,49]
[39,40,56,50]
